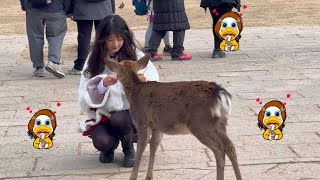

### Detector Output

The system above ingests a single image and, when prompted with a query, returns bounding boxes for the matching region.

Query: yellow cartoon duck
[214,12,243,51]
[257,100,286,140]
[27,109,57,149]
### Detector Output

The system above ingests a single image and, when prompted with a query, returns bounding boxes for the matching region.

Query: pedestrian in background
[200,0,241,58]
[20,0,73,78]
[146,0,192,61]
[144,0,172,59]
[68,0,114,75]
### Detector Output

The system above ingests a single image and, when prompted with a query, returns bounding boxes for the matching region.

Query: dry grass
[1,0,319,35]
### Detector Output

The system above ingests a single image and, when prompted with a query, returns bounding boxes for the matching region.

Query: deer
[105,54,242,180]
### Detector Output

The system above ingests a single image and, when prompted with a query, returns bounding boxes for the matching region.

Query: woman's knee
[110,111,133,134]
[91,125,116,152]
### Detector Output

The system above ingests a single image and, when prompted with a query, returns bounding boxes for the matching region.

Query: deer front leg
[146,130,163,180]
[129,127,151,180]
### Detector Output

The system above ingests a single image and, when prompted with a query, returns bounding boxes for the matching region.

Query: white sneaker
[45,61,65,78]
[33,67,45,77]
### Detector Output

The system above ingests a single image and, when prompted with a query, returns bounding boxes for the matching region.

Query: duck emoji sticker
[214,12,243,51]
[27,109,57,149]
[257,100,286,140]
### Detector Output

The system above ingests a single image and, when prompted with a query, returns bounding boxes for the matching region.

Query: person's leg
[109,110,136,167]
[26,9,45,71]
[93,20,101,32]
[74,20,94,71]
[162,31,172,55]
[147,30,166,60]
[144,21,153,51]
[111,0,115,13]
[171,30,192,60]
[45,10,67,78]
[91,124,119,163]
[210,4,233,58]
[45,11,67,65]
[163,31,170,47]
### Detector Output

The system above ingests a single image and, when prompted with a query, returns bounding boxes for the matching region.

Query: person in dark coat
[20,0,73,78]
[146,0,192,61]
[68,0,114,75]
[200,0,241,58]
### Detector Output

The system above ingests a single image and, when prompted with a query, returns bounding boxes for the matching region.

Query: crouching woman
[77,15,159,167]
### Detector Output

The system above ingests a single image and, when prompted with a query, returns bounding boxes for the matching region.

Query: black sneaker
[212,49,226,58]
[99,151,114,163]
[163,45,172,55]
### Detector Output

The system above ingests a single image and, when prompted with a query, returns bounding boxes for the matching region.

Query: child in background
[144,0,172,59]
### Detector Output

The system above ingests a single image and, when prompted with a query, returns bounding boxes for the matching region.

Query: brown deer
[105,54,242,180]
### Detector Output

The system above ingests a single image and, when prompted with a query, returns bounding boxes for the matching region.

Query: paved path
[0,27,319,180]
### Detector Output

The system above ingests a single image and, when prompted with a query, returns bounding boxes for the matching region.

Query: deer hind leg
[145,130,163,180]
[129,127,151,180]
[218,130,242,180]
[189,125,226,180]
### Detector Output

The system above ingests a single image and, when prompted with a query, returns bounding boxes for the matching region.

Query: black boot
[120,135,136,167]
[99,137,119,164]
[212,37,226,58]
[99,151,114,163]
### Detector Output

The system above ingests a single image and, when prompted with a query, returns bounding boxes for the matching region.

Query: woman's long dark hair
[84,15,138,78]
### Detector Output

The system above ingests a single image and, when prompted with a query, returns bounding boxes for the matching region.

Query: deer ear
[105,60,121,73]
[136,53,151,70]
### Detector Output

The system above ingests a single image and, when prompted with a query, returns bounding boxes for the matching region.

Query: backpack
[30,0,51,8]
[132,0,151,16]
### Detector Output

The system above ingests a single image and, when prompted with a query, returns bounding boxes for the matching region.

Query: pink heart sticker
[259,101,262,104]
[286,93,291,99]
[212,9,217,13]
[283,102,287,106]
[256,98,260,102]
[29,110,32,113]
[243,4,247,9]
[26,106,31,111]
[54,111,56,114]
[240,13,243,17]
[215,12,219,16]
[57,102,61,107]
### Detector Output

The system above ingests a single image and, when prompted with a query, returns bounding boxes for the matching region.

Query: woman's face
[105,33,124,54]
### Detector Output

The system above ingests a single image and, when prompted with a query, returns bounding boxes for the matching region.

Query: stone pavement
[0,26,319,180]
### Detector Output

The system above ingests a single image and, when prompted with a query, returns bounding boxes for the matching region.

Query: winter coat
[78,49,159,132]
[152,0,190,31]
[20,0,73,12]
[72,0,114,20]
[200,0,241,12]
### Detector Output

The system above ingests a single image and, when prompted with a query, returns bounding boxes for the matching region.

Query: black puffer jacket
[200,0,241,11]
[153,0,190,31]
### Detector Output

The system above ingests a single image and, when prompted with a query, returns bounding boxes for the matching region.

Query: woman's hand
[103,74,118,87]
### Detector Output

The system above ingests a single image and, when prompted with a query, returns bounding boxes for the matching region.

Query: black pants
[73,20,100,71]
[91,110,134,153]
[147,30,185,58]
[111,0,115,13]
[209,5,233,49]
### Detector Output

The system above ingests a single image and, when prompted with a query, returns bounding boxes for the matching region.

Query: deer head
[105,53,150,83]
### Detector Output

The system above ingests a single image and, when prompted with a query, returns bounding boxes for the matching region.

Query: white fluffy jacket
[78,50,159,132]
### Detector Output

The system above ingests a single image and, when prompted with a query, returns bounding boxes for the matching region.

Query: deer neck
[121,71,142,102]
